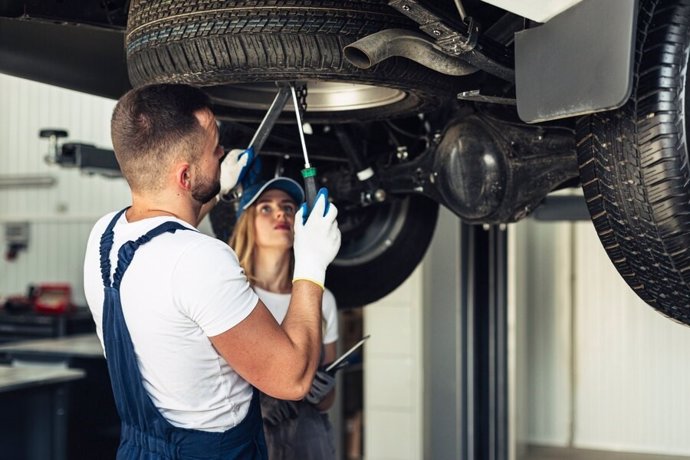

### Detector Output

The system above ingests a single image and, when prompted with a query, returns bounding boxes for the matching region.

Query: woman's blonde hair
[229,206,258,285]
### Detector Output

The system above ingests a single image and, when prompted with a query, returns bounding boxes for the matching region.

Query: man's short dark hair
[111,84,212,191]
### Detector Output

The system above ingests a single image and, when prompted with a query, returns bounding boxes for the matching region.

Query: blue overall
[98,209,268,459]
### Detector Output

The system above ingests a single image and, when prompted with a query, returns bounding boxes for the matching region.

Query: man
[83,84,341,458]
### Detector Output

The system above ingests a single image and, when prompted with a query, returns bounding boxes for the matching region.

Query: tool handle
[247,86,291,155]
[301,167,318,221]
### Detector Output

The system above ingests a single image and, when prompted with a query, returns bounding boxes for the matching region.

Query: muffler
[344,29,477,76]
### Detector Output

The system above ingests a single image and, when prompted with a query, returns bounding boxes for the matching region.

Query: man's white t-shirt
[254,287,338,346]
[83,211,259,432]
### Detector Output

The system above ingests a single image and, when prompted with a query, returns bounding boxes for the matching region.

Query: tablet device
[326,335,370,373]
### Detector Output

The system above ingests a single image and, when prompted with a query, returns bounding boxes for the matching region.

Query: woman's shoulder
[322,287,337,305]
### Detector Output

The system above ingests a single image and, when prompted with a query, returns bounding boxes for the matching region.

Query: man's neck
[127,192,199,226]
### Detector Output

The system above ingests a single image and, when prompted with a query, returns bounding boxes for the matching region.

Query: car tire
[576,0,690,321]
[125,0,458,123]
[325,195,439,308]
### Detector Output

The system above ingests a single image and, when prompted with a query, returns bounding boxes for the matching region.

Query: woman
[229,177,339,460]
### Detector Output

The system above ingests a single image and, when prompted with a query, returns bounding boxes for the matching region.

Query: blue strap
[112,221,191,290]
[99,208,129,288]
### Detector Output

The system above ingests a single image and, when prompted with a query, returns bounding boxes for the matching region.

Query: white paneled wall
[514,219,574,447]
[515,217,690,456]
[364,263,425,460]
[573,222,690,456]
[0,74,130,305]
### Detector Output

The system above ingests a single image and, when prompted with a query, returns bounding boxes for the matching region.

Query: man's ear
[175,163,192,191]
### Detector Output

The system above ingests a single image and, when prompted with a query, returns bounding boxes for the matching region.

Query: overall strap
[112,221,192,290]
[99,208,129,289]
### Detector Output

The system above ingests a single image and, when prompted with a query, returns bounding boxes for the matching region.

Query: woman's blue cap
[238,177,305,218]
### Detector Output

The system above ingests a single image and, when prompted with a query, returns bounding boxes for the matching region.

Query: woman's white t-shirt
[254,286,339,345]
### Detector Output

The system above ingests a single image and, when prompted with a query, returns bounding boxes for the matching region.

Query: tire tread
[125,0,457,122]
[577,0,690,320]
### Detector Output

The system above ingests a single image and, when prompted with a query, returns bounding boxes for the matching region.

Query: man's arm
[212,190,340,400]
[313,341,337,411]
[210,280,323,400]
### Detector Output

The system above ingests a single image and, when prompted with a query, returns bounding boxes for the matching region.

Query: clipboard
[325,335,370,373]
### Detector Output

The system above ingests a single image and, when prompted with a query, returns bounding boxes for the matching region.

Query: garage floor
[522,446,690,460]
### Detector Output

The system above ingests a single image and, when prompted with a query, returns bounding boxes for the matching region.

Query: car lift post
[460,223,509,460]
[424,215,510,460]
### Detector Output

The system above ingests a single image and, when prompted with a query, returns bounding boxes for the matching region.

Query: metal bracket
[434,16,479,55]
[388,0,514,81]
[390,0,478,53]
[295,84,308,114]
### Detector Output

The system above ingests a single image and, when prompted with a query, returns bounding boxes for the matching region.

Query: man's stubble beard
[191,173,221,204]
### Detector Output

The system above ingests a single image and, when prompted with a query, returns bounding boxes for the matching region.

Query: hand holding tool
[292,189,341,288]
[289,84,325,220]
[219,148,251,196]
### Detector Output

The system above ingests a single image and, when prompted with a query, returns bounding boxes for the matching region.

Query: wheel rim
[205,81,407,112]
[333,198,409,266]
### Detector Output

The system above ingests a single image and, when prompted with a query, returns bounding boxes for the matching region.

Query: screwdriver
[289,83,320,220]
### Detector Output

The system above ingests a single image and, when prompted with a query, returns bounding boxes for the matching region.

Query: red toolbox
[32,283,73,314]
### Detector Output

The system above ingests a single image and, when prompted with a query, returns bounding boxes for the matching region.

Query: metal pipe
[344,29,477,76]
[454,0,468,20]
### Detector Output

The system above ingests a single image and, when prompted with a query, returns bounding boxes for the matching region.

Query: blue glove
[305,369,336,405]
[240,146,262,189]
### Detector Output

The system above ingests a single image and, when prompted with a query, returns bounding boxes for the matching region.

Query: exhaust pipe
[344,29,477,76]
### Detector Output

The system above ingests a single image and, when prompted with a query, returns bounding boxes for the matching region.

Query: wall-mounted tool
[4,221,29,261]
[40,128,121,178]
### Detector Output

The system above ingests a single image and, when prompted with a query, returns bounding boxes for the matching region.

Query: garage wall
[363,262,425,460]
[516,217,690,456]
[513,219,573,448]
[0,74,127,305]
[572,222,690,455]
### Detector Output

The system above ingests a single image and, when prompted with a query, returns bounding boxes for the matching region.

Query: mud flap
[515,0,638,122]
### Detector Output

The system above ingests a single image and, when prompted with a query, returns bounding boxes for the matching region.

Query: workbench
[0,334,118,460]
[0,364,85,460]
[0,307,95,344]
[0,333,104,361]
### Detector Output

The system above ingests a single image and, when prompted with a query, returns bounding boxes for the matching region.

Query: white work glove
[293,188,341,289]
[219,148,252,196]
